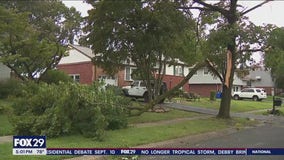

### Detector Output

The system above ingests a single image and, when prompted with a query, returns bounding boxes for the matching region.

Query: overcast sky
[63,0,284,27]
[63,0,284,63]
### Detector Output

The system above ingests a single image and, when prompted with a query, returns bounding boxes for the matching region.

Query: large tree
[0,1,82,81]
[265,27,284,89]
[180,0,272,118]
[83,0,202,106]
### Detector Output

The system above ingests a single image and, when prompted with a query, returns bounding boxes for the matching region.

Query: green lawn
[128,109,203,124]
[0,99,14,136]
[0,98,262,160]
[0,114,13,136]
[182,97,274,113]
[256,106,284,116]
[0,117,255,160]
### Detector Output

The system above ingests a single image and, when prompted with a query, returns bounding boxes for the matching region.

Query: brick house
[188,67,245,97]
[188,67,282,97]
[57,45,189,91]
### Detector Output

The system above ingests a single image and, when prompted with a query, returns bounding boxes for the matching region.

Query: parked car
[232,88,267,101]
[122,80,167,102]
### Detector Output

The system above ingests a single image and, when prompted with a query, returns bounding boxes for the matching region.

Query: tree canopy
[0,1,82,81]
[265,27,284,89]
[179,0,273,118]
[83,0,200,102]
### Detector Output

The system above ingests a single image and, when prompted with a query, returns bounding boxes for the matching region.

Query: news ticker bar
[13,148,284,155]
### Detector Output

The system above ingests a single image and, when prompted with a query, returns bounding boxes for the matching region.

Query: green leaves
[84,0,198,73]
[265,27,284,88]
[10,82,130,139]
[0,2,83,81]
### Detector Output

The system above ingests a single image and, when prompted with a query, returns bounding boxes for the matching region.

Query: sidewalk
[0,135,12,144]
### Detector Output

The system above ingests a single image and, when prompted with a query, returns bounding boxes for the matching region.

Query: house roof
[58,44,94,64]
[69,44,94,58]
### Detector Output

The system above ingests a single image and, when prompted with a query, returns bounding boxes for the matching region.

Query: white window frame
[125,66,137,81]
[69,74,80,82]
[174,66,184,76]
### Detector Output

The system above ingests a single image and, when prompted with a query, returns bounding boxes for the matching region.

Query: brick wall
[163,75,190,92]
[189,84,222,97]
[116,69,190,91]
[117,69,129,87]
[57,62,94,84]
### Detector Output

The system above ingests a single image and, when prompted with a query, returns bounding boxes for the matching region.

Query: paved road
[138,103,284,160]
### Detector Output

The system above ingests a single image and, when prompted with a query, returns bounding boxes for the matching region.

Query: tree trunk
[151,61,205,106]
[217,84,232,118]
[128,61,206,116]
[217,36,236,118]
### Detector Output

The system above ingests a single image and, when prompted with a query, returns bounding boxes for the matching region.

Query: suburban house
[0,63,10,81]
[188,67,245,97]
[57,45,190,91]
[243,68,279,96]
[57,45,281,97]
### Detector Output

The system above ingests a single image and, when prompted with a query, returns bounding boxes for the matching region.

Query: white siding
[165,65,174,75]
[189,68,246,85]
[184,67,189,76]
[0,63,10,81]
[58,49,90,64]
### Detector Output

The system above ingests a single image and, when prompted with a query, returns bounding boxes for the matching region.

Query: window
[125,66,136,81]
[242,88,254,93]
[246,80,252,86]
[70,74,80,82]
[174,66,184,76]
[248,89,254,92]
[204,67,209,75]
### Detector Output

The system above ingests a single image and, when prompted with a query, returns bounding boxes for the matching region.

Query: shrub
[10,82,130,139]
[105,85,124,96]
[210,91,216,101]
[40,70,72,84]
[0,79,22,99]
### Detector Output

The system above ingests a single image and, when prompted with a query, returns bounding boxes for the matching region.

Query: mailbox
[273,98,282,107]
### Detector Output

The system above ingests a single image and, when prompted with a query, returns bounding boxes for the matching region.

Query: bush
[210,91,216,101]
[40,70,72,84]
[0,79,22,99]
[105,85,124,96]
[10,82,130,139]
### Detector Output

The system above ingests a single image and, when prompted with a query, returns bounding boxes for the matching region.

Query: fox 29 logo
[13,136,46,148]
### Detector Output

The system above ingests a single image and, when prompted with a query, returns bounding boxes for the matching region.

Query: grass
[128,109,203,124]
[0,117,255,160]
[0,114,13,136]
[0,97,261,160]
[256,106,284,116]
[181,97,273,113]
